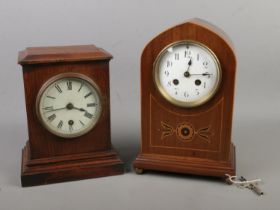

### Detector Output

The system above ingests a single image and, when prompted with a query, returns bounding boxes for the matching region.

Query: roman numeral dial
[154,41,221,107]
[37,74,102,138]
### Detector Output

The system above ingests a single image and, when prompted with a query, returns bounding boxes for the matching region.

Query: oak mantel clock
[133,19,236,177]
[19,45,124,186]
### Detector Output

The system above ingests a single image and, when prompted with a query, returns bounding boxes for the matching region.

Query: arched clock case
[133,19,236,177]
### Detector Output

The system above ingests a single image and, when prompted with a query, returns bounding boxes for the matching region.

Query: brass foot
[135,168,144,174]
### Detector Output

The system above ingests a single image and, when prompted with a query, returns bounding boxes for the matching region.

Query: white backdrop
[0,0,279,209]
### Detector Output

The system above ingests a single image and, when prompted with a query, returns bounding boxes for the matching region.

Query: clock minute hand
[44,103,86,113]
[190,73,213,76]
[43,106,67,113]
[183,58,193,78]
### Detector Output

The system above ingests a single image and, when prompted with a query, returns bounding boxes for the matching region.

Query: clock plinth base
[21,142,124,187]
[133,144,235,178]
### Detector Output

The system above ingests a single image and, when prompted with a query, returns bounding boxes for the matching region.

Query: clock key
[225,174,263,196]
[239,176,264,196]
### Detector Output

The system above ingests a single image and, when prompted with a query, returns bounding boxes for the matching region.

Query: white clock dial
[37,73,102,138]
[154,41,221,107]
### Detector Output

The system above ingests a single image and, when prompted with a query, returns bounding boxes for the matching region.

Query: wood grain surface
[134,19,236,177]
[19,45,123,186]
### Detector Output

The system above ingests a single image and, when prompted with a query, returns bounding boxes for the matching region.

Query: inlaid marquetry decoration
[134,19,237,178]
[160,121,212,143]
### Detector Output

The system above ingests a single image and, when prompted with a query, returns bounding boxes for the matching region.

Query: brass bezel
[36,73,102,139]
[153,40,222,108]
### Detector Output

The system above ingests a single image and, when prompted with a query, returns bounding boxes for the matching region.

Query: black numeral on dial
[46,95,56,99]
[57,120,63,129]
[55,84,62,93]
[184,91,189,98]
[67,81,72,90]
[48,114,56,122]
[203,61,209,68]
[185,50,191,57]
[87,103,97,107]
[84,92,92,99]
[78,82,84,92]
[43,106,54,111]
[68,120,74,131]
[167,61,172,67]
[84,112,93,119]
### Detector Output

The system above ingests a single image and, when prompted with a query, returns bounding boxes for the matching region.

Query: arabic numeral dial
[155,41,221,107]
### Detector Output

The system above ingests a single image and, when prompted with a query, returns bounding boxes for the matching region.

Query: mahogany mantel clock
[134,19,236,177]
[19,45,123,186]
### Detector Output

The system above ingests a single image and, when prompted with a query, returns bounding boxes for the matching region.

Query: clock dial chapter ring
[36,73,102,139]
[153,40,222,108]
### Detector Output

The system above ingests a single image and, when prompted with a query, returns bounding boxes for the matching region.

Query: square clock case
[18,45,124,187]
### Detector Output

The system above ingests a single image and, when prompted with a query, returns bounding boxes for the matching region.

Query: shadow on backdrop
[0,123,26,187]
[112,135,140,172]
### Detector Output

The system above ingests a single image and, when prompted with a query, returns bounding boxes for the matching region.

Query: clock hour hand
[188,58,192,66]
[43,106,67,113]
[186,58,192,72]
[66,103,86,112]
[73,107,86,112]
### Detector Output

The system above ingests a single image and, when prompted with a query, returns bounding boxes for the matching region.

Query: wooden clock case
[19,45,124,187]
[133,19,236,177]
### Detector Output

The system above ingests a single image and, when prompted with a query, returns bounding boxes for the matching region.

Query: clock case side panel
[134,19,236,177]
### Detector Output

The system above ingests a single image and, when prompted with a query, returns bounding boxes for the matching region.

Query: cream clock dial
[154,41,221,107]
[36,73,102,138]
